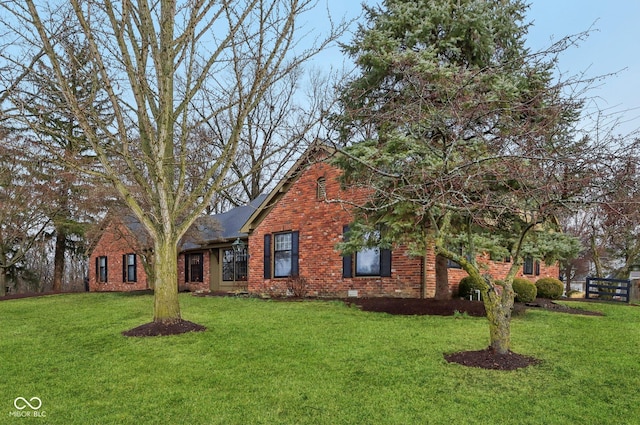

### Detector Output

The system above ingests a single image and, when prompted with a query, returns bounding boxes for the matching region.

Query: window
[222,247,248,281]
[316,177,326,200]
[274,233,293,278]
[447,245,463,269]
[356,247,381,276]
[264,232,299,278]
[523,257,534,275]
[96,256,108,283]
[185,253,204,282]
[122,253,137,282]
[342,226,391,278]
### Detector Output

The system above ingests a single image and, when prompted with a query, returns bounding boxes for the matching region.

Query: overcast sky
[315,0,640,137]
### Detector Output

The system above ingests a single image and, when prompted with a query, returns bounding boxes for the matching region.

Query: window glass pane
[222,249,234,281]
[274,251,292,277]
[523,257,533,275]
[189,254,203,282]
[356,247,381,276]
[274,233,292,251]
[125,254,135,282]
[235,248,248,281]
[99,256,107,282]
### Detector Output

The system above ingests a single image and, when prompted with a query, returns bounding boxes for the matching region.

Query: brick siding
[247,159,559,298]
[88,221,149,292]
[177,252,210,292]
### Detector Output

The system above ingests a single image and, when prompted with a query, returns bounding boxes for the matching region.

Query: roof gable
[240,141,336,234]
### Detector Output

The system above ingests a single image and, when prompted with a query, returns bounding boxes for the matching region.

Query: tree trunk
[52,226,66,292]
[152,238,181,324]
[564,264,573,295]
[0,267,6,297]
[483,281,515,354]
[590,234,604,278]
[434,254,451,300]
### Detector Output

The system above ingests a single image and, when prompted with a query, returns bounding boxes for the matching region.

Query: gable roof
[239,141,336,234]
[180,194,267,250]
[93,194,268,255]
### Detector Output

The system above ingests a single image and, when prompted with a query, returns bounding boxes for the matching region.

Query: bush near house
[457,276,485,300]
[513,278,537,303]
[535,277,564,299]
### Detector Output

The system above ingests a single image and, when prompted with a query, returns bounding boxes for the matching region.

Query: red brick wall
[177,252,210,292]
[88,221,149,292]
[248,161,425,297]
[248,159,559,298]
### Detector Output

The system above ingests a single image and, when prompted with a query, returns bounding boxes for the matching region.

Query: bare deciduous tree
[2,0,346,326]
[0,136,51,295]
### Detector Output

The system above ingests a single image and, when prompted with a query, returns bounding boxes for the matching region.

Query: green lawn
[1,293,639,424]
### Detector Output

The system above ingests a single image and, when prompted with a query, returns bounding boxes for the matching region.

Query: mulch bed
[122,320,206,337]
[444,348,541,370]
[346,296,604,317]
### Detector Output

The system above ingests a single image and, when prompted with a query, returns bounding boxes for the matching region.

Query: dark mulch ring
[347,296,604,317]
[122,320,207,337]
[444,348,541,371]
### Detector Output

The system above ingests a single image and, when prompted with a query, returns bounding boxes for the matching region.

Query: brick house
[240,143,559,298]
[89,143,558,297]
[88,196,265,293]
[88,213,152,292]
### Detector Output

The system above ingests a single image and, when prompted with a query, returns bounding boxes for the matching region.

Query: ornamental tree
[333,0,591,355]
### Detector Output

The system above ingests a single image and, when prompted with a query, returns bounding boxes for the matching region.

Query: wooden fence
[585,277,631,303]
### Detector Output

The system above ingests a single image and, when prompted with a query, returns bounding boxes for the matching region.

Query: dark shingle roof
[180,194,267,250]
[116,194,267,252]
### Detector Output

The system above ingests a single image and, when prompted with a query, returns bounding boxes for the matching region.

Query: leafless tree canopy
[0,0,347,322]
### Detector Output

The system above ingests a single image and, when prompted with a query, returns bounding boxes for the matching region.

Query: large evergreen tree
[334,0,588,355]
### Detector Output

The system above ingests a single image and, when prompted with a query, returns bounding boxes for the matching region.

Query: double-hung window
[263,231,299,279]
[274,233,293,278]
[523,257,540,276]
[123,253,137,282]
[96,256,108,283]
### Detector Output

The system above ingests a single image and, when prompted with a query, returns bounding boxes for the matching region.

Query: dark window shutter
[264,234,271,279]
[185,254,190,282]
[535,261,541,276]
[132,254,137,282]
[122,254,126,282]
[95,257,99,281]
[291,231,299,276]
[381,248,392,277]
[104,257,108,281]
[342,226,352,278]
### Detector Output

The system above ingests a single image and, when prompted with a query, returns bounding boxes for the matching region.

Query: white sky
[311,0,640,138]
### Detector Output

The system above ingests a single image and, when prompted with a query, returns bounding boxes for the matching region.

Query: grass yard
[1,293,639,424]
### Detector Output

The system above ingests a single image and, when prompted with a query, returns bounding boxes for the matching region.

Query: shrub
[458,276,485,300]
[512,278,537,303]
[286,275,308,298]
[536,277,564,299]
